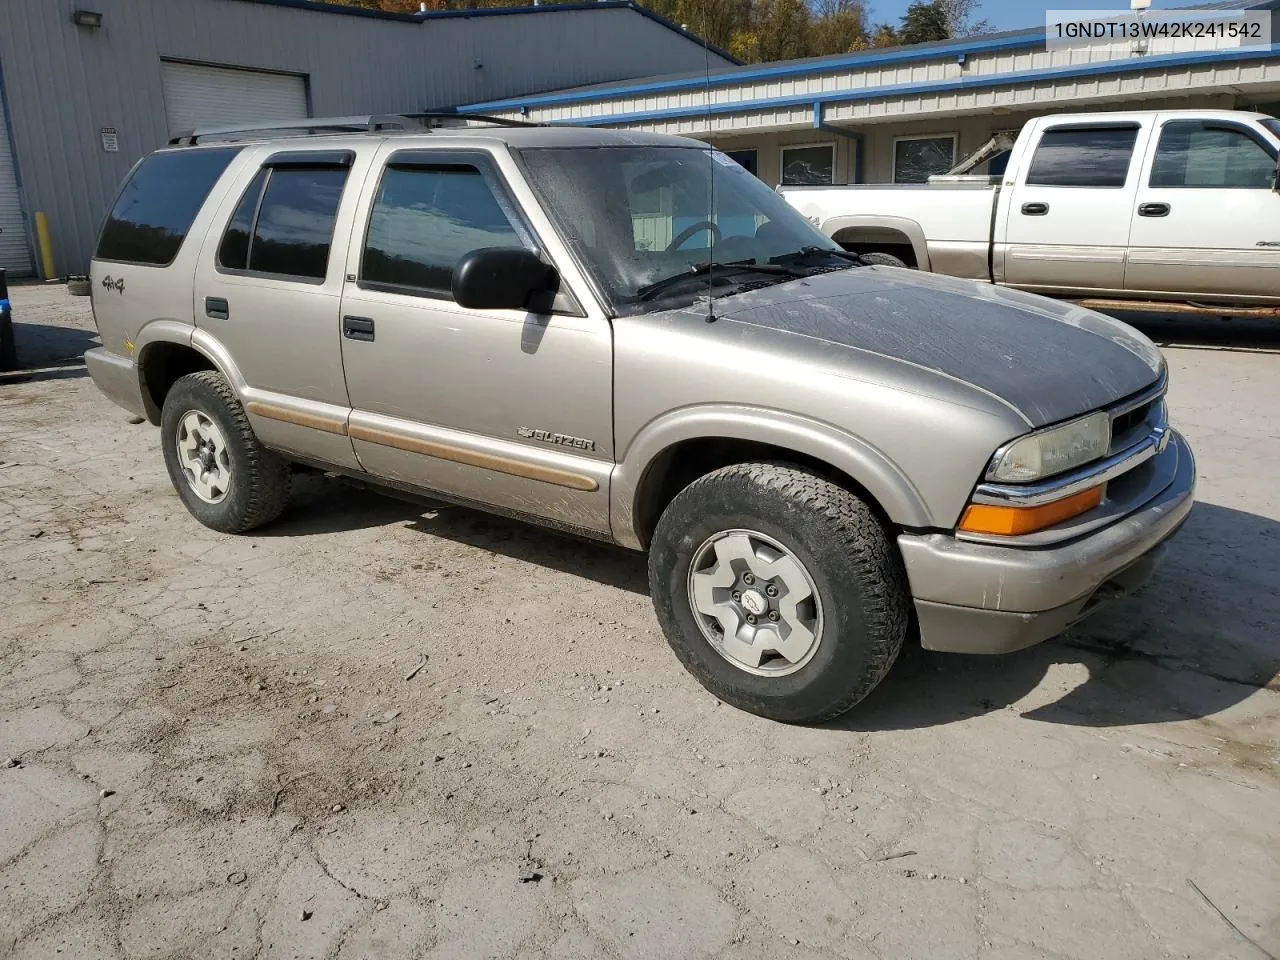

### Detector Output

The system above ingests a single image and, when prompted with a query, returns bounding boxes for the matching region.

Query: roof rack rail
[168,112,544,146]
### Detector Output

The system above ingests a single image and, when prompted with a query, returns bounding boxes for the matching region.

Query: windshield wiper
[770,246,862,267]
[635,260,805,302]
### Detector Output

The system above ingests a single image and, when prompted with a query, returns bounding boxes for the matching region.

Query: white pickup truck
[781,110,1280,313]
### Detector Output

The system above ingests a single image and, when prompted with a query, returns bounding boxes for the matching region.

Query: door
[338,147,614,535]
[193,147,370,470]
[161,61,308,138]
[1126,117,1280,302]
[0,85,32,276]
[1001,121,1151,294]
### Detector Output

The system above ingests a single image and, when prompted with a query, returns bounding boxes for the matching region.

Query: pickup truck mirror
[452,247,559,312]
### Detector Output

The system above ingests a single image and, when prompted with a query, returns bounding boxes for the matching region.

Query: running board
[1074,298,1280,320]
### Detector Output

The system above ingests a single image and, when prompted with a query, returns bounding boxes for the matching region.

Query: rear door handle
[205,297,229,320]
[1021,202,1050,216]
[343,315,375,342]
[1138,202,1171,218]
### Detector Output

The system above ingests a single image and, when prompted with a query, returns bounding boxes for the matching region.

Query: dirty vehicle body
[782,110,1280,315]
[85,119,1194,722]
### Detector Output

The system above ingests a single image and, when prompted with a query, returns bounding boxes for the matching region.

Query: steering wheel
[666,221,721,252]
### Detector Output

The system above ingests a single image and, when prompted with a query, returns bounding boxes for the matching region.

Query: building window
[1026,126,1139,188]
[1150,121,1278,189]
[893,135,957,184]
[362,165,526,297]
[780,144,835,186]
[724,150,759,178]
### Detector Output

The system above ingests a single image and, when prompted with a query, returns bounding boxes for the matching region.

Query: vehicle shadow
[1113,312,1280,353]
[840,501,1280,731]
[0,320,96,384]
[265,473,651,595]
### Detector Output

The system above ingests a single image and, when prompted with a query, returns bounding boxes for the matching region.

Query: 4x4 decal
[100,275,125,295]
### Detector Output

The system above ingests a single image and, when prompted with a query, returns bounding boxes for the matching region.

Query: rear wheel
[648,462,910,723]
[859,251,909,269]
[160,371,291,533]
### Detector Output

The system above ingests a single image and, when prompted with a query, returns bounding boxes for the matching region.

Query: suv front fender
[612,404,932,550]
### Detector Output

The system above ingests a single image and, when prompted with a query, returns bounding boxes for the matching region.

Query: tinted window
[248,168,347,280]
[781,145,834,186]
[1150,121,1278,189]
[217,169,267,270]
[1026,127,1139,187]
[362,165,524,295]
[894,137,956,184]
[96,147,240,265]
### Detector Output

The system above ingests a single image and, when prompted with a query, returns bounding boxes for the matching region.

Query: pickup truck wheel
[859,251,909,269]
[160,371,291,534]
[649,462,909,724]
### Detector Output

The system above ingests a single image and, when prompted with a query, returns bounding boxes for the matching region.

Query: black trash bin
[0,268,17,372]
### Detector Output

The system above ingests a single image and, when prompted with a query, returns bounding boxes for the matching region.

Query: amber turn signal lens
[959,486,1104,537]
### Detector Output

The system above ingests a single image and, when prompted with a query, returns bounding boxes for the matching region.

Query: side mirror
[452,247,558,312]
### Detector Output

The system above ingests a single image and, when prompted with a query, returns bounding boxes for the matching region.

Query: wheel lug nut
[742,573,755,585]
[746,614,757,625]
[731,591,742,602]
[766,585,778,598]
[768,611,780,622]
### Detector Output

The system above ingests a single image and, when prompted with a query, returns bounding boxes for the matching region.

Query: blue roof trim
[238,0,739,62]
[460,31,1046,111]
[509,44,1280,127]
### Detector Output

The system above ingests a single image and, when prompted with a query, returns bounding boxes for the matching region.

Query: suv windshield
[517,145,850,314]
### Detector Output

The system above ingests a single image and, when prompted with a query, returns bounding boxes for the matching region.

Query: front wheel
[160,371,291,533]
[648,462,910,724]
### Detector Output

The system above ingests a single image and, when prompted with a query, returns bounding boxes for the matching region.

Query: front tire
[859,251,909,269]
[160,371,291,533]
[648,462,909,724]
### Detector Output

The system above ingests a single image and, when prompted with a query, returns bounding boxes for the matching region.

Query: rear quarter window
[96,147,240,266]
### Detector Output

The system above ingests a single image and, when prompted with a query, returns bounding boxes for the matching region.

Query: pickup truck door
[1126,116,1280,302]
[193,146,372,471]
[999,120,1152,295]
[337,145,614,535]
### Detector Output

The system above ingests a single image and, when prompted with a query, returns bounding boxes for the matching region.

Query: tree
[810,0,869,57]
[939,0,989,37]
[897,1,948,44]
[753,0,812,63]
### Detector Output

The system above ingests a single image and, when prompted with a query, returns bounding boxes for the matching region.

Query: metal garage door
[0,89,32,276]
[161,61,308,137]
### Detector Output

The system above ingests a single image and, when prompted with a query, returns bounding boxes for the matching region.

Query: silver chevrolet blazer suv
[84,117,1195,723]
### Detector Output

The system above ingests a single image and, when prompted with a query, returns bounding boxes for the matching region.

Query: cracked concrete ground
[1,285,1277,960]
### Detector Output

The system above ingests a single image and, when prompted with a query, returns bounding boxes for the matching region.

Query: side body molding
[611,404,932,550]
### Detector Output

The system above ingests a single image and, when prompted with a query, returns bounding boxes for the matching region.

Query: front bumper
[84,347,149,421]
[898,429,1195,654]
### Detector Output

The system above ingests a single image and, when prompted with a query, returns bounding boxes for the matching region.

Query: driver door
[338,146,614,534]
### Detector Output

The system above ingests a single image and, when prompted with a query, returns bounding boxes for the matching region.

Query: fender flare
[133,321,246,422]
[821,215,932,271]
[611,404,932,550]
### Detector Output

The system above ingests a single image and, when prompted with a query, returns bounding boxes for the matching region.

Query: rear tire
[648,462,910,724]
[160,371,291,533]
[859,251,909,269]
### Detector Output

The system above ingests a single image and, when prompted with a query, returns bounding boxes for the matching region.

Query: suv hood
[715,267,1163,428]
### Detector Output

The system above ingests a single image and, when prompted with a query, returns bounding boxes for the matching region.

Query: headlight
[988,411,1111,483]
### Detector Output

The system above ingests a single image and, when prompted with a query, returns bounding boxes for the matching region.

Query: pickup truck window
[1150,121,1278,189]
[518,145,844,315]
[1264,119,1280,139]
[96,147,240,266]
[1026,126,1139,188]
[361,165,525,297]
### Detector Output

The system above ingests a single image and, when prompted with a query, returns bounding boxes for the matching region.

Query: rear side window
[1026,127,1139,188]
[361,165,526,296]
[96,147,240,266]
[216,166,348,281]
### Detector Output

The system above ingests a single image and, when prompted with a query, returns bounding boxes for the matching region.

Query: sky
[869,0,1190,31]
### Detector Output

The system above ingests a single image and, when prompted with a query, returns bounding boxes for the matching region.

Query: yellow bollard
[34,211,56,280]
